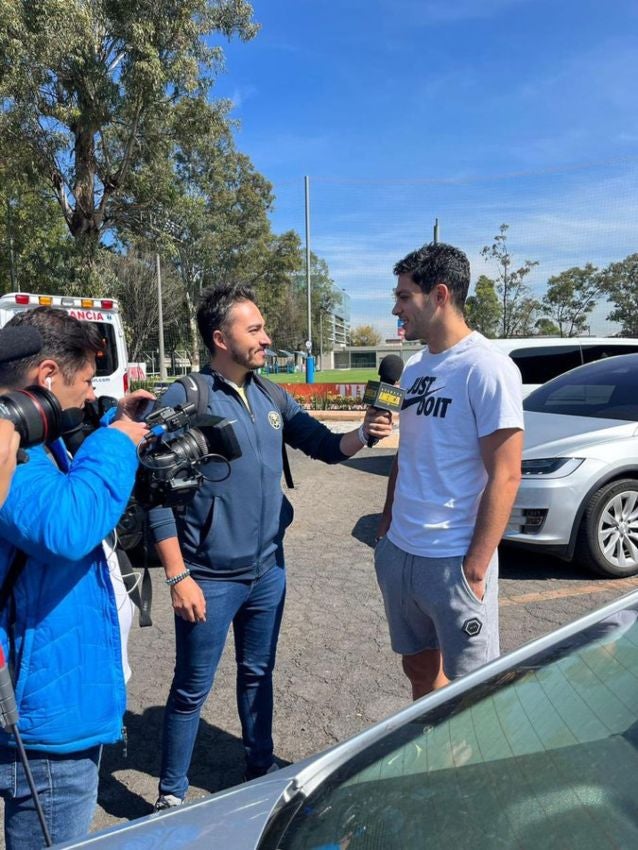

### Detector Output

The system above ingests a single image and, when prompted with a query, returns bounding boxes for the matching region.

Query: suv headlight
[521,457,584,478]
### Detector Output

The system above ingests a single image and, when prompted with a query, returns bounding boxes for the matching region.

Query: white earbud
[45,377,53,390]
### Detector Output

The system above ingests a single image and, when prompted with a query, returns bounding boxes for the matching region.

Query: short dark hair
[197,282,257,354]
[0,307,104,388]
[393,242,471,308]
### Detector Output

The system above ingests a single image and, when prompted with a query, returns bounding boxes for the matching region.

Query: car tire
[576,479,638,577]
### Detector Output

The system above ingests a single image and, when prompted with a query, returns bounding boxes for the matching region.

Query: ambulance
[0,292,129,398]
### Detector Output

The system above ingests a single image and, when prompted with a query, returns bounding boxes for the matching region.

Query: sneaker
[154,793,183,812]
[243,762,280,782]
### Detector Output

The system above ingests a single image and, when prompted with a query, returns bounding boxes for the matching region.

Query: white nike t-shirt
[388,331,524,557]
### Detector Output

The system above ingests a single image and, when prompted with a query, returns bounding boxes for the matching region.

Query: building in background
[318,286,351,369]
[331,288,351,347]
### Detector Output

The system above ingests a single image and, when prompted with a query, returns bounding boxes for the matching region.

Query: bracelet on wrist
[165,568,191,587]
[359,423,379,447]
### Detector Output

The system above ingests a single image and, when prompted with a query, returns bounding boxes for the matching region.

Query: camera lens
[0,386,63,448]
[169,430,210,465]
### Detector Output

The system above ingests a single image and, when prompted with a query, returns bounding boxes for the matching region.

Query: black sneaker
[154,793,183,812]
[243,762,280,782]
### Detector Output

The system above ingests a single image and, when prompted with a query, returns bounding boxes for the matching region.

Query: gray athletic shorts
[374,536,499,680]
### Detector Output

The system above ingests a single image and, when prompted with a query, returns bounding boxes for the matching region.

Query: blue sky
[213,0,638,339]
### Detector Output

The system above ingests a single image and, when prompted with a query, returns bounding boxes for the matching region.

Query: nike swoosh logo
[402,385,447,409]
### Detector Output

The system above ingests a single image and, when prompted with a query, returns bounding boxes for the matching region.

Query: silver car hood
[523,411,638,456]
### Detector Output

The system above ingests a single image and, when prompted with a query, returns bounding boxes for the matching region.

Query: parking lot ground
[2,443,636,845]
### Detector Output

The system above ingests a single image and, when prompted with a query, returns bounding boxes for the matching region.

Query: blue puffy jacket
[0,427,139,754]
[149,369,347,580]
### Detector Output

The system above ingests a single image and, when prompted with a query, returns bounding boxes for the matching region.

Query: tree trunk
[184,289,201,372]
[70,114,101,242]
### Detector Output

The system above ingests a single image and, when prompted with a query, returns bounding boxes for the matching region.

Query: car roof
[491,336,638,354]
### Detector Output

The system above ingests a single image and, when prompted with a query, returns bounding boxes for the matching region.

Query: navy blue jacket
[149,368,347,580]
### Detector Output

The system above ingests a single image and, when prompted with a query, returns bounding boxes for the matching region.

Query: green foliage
[534,317,561,335]
[0,169,73,294]
[599,253,638,336]
[273,252,338,353]
[100,250,188,360]
[481,224,540,337]
[0,0,313,353]
[0,0,258,270]
[465,275,502,337]
[350,324,383,346]
[541,264,601,337]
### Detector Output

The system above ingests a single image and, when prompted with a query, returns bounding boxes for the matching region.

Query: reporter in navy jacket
[150,282,393,809]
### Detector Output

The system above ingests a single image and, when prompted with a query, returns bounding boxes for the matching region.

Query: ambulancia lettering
[68,309,106,321]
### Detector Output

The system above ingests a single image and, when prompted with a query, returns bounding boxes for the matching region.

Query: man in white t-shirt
[375,242,524,699]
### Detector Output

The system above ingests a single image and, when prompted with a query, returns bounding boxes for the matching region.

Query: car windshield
[262,602,638,850]
[523,355,638,420]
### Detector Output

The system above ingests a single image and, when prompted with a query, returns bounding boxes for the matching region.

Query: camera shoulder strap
[252,375,294,489]
[115,545,153,628]
[0,548,27,613]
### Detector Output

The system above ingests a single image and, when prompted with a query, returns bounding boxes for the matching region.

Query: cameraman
[0,307,149,850]
[150,282,392,809]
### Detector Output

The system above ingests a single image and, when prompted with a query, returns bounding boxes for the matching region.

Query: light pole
[6,199,18,292]
[304,176,314,383]
[155,251,167,381]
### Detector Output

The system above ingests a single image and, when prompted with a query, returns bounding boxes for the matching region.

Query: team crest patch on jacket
[268,410,282,429]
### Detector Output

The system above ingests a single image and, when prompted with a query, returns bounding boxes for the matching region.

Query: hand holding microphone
[362,355,405,447]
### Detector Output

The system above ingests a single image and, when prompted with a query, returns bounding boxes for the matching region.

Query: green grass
[132,368,377,391]
[266,368,376,384]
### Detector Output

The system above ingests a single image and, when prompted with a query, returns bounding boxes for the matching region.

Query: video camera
[115,399,242,551]
[134,400,242,509]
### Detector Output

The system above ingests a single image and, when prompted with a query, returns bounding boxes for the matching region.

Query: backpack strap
[253,374,294,489]
[175,370,295,489]
[174,372,210,419]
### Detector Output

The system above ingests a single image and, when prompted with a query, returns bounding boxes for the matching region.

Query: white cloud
[272,160,638,338]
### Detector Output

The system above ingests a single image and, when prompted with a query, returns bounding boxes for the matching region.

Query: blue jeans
[0,745,101,850]
[160,565,286,799]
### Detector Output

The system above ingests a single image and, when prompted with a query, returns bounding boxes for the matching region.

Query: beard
[227,340,266,371]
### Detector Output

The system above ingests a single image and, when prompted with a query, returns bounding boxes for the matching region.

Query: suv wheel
[576,479,638,577]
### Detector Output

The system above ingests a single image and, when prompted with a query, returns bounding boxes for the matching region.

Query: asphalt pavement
[2,439,637,845]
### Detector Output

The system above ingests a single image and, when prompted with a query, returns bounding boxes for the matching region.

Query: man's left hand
[462,559,487,602]
[363,408,393,443]
[115,389,156,422]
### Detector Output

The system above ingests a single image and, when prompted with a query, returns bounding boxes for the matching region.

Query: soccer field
[266,368,377,384]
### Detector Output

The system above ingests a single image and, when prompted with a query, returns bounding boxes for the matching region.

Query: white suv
[491,337,638,396]
[504,353,638,576]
